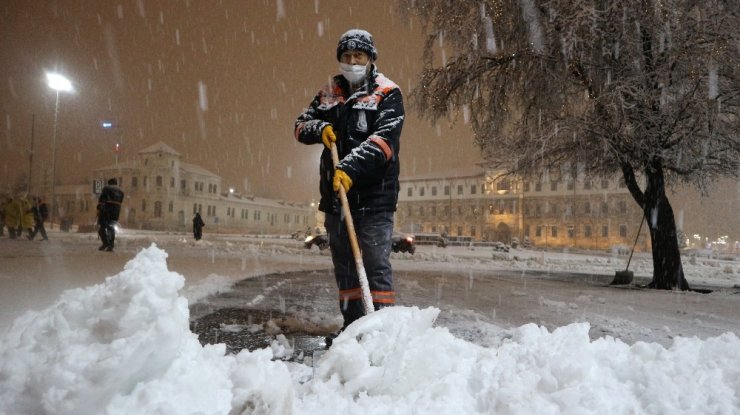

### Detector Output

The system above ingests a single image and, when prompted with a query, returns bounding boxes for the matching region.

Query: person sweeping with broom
[294,29,405,346]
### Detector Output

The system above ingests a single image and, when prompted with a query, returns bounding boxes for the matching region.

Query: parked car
[413,232,448,247]
[392,232,415,254]
[492,241,510,252]
[304,233,329,250]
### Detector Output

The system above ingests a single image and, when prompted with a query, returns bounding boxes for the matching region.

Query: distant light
[229,187,235,194]
[46,73,73,92]
[102,121,113,128]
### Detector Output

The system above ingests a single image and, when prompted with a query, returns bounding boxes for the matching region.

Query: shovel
[330,143,374,315]
[610,213,646,285]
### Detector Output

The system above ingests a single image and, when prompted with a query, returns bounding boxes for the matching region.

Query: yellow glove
[321,125,336,149]
[333,169,353,192]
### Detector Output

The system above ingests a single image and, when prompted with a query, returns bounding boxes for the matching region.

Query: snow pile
[1,244,739,414]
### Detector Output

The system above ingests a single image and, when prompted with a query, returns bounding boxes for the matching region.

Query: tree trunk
[642,164,690,290]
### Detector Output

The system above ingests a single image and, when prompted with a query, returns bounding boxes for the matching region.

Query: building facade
[397,166,648,251]
[54,142,314,235]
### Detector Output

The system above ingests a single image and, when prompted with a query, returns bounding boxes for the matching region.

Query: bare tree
[403,0,740,290]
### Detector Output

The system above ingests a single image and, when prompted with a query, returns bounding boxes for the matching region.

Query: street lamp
[46,72,74,229]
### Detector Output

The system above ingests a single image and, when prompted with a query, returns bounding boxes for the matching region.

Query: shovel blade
[610,270,634,285]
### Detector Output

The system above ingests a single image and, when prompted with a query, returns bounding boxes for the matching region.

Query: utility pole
[27,115,35,194]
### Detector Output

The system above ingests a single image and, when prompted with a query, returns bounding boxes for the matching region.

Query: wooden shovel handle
[330,143,374,314]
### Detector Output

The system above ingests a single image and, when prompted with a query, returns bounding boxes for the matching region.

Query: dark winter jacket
[193,213,205,229]
[32,201,48,222]
[294,65,404,214]
[97,185,124,223]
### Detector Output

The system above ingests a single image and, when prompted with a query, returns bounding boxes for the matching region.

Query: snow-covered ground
[1,229,738,414]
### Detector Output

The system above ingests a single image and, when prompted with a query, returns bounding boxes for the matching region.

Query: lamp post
[46,72,74,229]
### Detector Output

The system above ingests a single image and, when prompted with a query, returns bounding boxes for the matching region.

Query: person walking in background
[97,178,124,252]
[29,196,49,241]
[17,194,34,239]
[0,195,6,237]
[2,196,21,239]
[192,211,205,241]
[294,29,405,346]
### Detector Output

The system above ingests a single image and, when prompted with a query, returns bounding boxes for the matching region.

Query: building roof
[138,141,181,156]
[180,162,219,178]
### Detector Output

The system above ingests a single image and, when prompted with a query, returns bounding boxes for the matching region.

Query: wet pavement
[189,270,339,361]
[189,266,740,357]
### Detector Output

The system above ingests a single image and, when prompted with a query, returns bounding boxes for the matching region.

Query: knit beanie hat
[336,29,377,61]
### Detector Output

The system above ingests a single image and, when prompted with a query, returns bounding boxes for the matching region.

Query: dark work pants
[325,210,395,328]
[30,219,48,240]
[98,220,116,248]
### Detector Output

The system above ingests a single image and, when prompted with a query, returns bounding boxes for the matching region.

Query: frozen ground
[1,229,739,414]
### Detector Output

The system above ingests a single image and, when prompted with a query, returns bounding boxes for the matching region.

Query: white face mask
[339,62,369,84]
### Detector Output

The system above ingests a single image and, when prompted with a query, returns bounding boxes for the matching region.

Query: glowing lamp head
[46,73,73,92]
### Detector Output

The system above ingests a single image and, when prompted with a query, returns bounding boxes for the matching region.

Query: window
[584,180,592,190]
[193,203,198,214]
[431,206,436,216]
[584,225,592,237]
[181,179,186,190]
[168,201,173,213]
[457,185,463,195]
[618,200,627,214]
[565,203,573,217]
[497,179,512,192]
[408,187,413,197]
[523,181,530,192]
[470,185,477,195]
[584,202,591,214]
[420,187,425,197]
[524,225,530,237]
[619,179,627,189]
[154,201,162,218]
[170,177,175,188]
[470,226,476,237]
[601,179,609,189]
[212,206,216,216]
[143,176,148,186]
[550,181,558,191]
[432,186,437,196]
[444,186,450,196]
[551,226,558,237]
[535,225,542,237]
[535,182,542,191]
[142,199,147,212]
[535,204,542,216]
[620,224,628,237]
[601,201,609,215]
[567,181,574,191]
[198,204,202,213]
[602,225,609,237]
[156,176,163,187]
[568,225,575,238]
[132,177,138,187]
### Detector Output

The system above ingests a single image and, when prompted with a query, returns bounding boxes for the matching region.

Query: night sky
[1,0,477,202]
[1,1,736,241]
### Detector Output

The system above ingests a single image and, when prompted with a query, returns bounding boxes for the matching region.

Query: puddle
[190,306,332,361]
